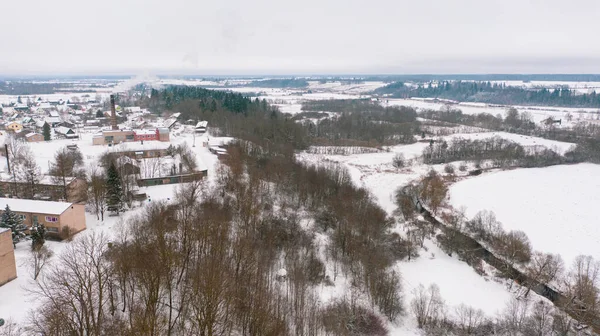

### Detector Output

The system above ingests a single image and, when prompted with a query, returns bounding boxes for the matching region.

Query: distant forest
[145,88,420,149]
[0,81,94,95]
[245,78,309,88]
[376,81,600,108]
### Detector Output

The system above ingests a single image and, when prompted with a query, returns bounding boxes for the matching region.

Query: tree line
[422,136,565,168]
[377,80,600,108]
[145,88,421,151]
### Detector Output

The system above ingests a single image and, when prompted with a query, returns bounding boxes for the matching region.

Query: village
[0,92,229,294]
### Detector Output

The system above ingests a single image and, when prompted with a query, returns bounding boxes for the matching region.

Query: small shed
[25,132,44,142]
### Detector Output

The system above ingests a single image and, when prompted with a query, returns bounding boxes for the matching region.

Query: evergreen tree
[0,205,26,247]
[42,123,51,141]
[30,222,47,250]
[105,162,124,214]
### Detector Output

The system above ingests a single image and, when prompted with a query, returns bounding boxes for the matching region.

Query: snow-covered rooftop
[0,198,73,215]
[111,141,171,152]
[135,129,156,135]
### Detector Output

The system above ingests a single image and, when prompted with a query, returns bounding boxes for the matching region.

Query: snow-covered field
[449,163,600,267]
[386,98,600,125]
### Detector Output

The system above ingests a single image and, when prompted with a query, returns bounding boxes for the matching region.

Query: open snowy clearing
[386,98,600,125]
[449,163,600,267]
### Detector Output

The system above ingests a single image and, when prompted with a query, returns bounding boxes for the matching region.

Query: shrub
[392,153,406,169]
[444,164,455,174]
[322,300,388,336]
[458,163,467,172]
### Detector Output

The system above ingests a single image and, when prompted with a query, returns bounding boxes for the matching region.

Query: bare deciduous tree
[411,283,446,329]
[88,166,107,221]
[524,252,564,297]
[499,298,529,335]
[497,230,532,266]
[50,147,84,200]
[454,304,485,335]
[28,233,114,335]
[524,300,554,336]
[29,245,53,280]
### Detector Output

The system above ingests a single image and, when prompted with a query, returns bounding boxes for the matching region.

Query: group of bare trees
[2,136,86,202]
[408,281,584,336]
[423,136,565,169]
[21,142,414,335]
[397,172,600,333]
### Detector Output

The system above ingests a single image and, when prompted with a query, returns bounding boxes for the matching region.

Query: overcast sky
[1,0,599,75]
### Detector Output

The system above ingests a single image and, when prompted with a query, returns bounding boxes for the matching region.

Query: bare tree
[500,298,529,335]
[419,170,448,214]
[524,300,554,336]
[564,255,600,324]
[4,134,28,197]
[524,252,564,297]
[28,233,114,335]
[29,245,53,280]
[497,230,532,266]
[411,283,446,329]
[50,147,84,200]
[14,147,41,199]
[454,304,485,335]
[465,210,504,243]
[88,166,107,221]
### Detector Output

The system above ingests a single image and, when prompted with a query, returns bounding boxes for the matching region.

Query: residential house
[55,126,78,139]
[195,120,208,133]
[25,132,44,142]
[5,122,23,132]
[163,118,178,130]
[46,116,62,127]
[35,120,49,132]
[0,228,17,286]
[0,198,86,239]
[13,104,28,111]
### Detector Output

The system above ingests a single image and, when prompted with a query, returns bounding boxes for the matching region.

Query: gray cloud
[1,0,599,75]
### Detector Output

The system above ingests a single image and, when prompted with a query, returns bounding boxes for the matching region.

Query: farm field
[449,163,600,267]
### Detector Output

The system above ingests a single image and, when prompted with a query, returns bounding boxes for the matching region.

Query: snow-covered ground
[0,131,222,325]
[386,98,600,125]
[449,163,600,267]
[298,141,516,323]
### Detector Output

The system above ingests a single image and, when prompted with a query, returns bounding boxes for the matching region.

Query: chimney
[110,94,118,130]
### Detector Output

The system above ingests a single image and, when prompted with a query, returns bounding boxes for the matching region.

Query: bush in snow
[392,153,406,169]
[444,163,455,175]
[321,299,388,336]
